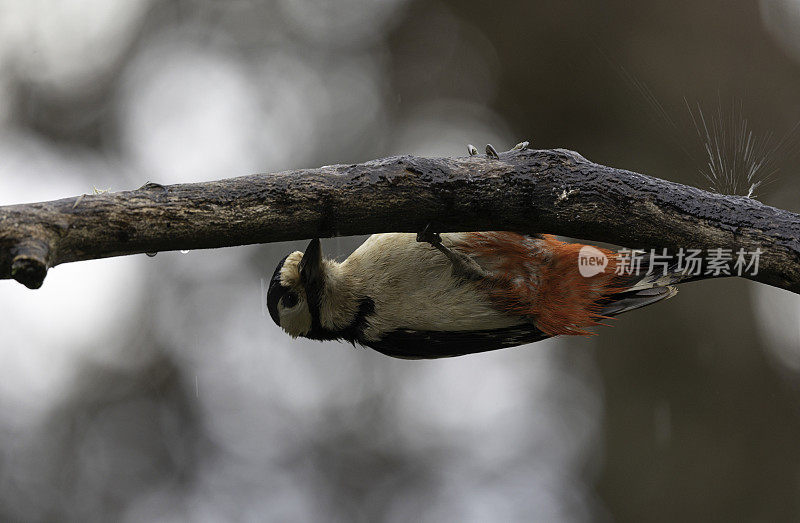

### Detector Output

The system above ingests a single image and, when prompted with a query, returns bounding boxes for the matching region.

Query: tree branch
[1,147,798,292]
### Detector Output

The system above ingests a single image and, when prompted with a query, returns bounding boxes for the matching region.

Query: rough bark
[1,147,798,292]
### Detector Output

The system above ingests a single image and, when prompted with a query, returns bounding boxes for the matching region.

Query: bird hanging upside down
[267,229,690,359]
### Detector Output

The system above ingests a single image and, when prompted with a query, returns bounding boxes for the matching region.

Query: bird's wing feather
[364,324,551,359]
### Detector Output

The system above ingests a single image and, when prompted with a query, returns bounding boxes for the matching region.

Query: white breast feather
[337,233,525,341]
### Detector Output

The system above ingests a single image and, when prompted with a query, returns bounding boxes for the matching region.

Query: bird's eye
[281,292,299,308]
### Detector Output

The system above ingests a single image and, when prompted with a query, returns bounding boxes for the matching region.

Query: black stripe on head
[267,254,290,327]
[298,239,325,332]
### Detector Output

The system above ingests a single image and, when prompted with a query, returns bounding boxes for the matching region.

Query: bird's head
[267,238,326,338]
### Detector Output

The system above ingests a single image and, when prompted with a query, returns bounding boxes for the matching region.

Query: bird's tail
[599,285,678,317]
[598,257,705,317]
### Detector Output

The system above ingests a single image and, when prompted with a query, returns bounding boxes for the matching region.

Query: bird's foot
[416,223,442,245]
[418,224,488,281]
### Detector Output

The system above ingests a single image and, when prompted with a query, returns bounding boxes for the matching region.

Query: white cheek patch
[273,251,314,337]
[279,300,312,338]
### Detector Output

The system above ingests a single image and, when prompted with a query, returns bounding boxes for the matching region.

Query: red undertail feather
[459,232,626,337]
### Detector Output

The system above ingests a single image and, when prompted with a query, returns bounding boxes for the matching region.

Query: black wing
[364,325,551,359]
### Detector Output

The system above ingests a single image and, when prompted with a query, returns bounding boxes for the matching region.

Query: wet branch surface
[1,147,798,292]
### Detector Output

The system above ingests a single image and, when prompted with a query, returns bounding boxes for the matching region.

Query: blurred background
[1,0,799,521]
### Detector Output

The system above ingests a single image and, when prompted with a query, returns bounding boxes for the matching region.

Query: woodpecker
[267,141,698,358]
[267,229,690,359]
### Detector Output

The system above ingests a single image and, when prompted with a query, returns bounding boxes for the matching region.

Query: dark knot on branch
[11,239,50,289]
